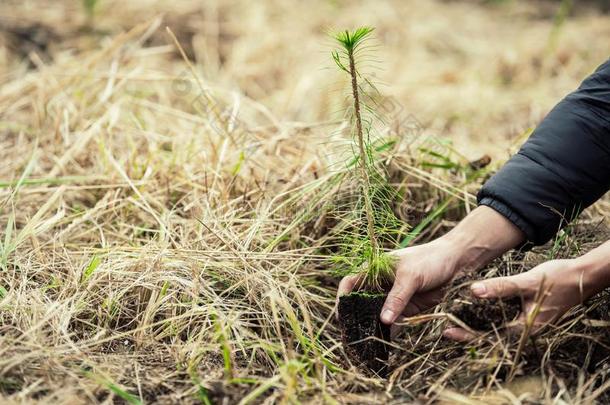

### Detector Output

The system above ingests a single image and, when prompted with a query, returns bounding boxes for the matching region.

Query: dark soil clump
[448,277,521,331]
[338,292,391,376]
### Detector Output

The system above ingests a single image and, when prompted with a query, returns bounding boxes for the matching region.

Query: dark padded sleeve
[478,58,610,246]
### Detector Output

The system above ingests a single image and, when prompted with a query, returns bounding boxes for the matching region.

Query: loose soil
[338,292,391,376]
[448,276,521,331]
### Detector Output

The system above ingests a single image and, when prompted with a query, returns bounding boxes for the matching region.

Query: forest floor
[1,0,609,403]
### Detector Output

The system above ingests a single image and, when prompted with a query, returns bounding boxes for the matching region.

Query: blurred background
[1,0,609,159]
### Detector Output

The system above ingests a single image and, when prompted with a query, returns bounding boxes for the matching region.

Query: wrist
[571,243,610,299]
[440,206,525,272]
[440,226,493,273]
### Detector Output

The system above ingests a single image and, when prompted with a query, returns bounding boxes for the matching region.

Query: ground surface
[1,0,610,403]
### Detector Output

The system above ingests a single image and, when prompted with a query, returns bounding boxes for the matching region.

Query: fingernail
[381,309,395,324]
[471,282,487,297]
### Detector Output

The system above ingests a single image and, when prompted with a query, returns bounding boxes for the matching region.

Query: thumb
[380,279,417,325]
[471,274,522,299]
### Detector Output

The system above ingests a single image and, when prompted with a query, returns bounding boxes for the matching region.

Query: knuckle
[494,279,508,294]
[493,278,518,296]
[412,271,424,289]
[395,264,422,283]
[386,293,407,308]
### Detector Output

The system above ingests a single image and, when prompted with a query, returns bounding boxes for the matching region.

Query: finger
[505,315,548,337]
[504,313,525,337]
[405,289,444,316]
[390,320,404,340]
[505,305,556,336]
[381,279,418,325]
[335,275,364,321]
[403,302,421,317]
[443,327,477,342]
[471,275,521,299]
[337,274,362,298]
[519,302,558,334]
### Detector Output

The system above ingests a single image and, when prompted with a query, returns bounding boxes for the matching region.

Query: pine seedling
[331,27,404,293]
[331,27,408,374]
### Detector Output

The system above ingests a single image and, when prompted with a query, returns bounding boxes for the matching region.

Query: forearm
[440,206,525,272]
[477,59,610,246]
[574,240,610,299]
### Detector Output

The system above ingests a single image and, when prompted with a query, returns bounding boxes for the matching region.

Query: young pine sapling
[332,27,405,375]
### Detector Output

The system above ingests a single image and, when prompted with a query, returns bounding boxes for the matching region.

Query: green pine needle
[329,25,408,292]
[333,27,375,52]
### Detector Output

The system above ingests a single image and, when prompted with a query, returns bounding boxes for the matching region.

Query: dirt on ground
[1,0,609,403]
[449,275,522,332]
[338,293,392,376]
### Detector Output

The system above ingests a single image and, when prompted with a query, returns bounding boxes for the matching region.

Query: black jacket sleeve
[478,58,610,246]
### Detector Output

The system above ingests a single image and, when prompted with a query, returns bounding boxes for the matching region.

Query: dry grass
[1,0,609,403]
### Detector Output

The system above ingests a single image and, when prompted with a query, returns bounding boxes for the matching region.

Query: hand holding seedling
[338,238,459,323]
[338,206,525,323]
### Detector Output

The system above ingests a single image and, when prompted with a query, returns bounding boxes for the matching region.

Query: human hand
[337,238,462,324]
[336,206,526,325]
[444,253,610,341]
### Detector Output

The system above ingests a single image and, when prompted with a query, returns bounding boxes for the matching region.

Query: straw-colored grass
[1,1,609,403]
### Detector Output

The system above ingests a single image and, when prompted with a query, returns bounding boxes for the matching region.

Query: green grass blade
[82,256,101,283]
[400,197,453,248]
[0,212,15,270]
[106,382,142,405]
[83,370,141,405]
